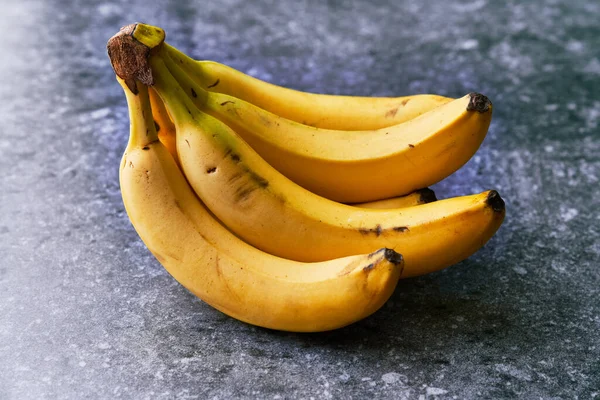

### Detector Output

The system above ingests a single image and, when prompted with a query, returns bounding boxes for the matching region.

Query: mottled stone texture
[1,0,599,399]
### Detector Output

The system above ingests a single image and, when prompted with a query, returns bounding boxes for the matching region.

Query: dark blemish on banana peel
[220,101,234,106]
[467,93,492,113]
[485,190,505,213]
[206,167,217,174]
[385,107,399,118]
[363,263,375,272]
[408,144,415,148]
[191,88,197,98]
[142,146,150,150]
[154,120,160,132]
[228,172,243,184]
[247,170,269,188]
[358,225,383,236]
[393,226,409,232]
[384,248,403,265]
[185,139,190,147]
[207,79,220,88]
[234,185,256,202]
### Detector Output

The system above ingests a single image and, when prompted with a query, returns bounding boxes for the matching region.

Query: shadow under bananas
[254,256,574,363]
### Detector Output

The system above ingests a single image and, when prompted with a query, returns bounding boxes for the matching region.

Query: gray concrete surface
[1,0,599,398]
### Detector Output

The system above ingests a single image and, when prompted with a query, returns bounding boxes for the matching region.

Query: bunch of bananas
[107,23,505,332]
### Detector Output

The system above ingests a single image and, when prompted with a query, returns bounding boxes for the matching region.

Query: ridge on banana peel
[353,188,438,209]
[149,54,506,277]
[164,41,452,131]
[162,46,492,203]
[118,77,404,332]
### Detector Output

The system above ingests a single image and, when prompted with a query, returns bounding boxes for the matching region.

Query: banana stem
[118,77,159,149]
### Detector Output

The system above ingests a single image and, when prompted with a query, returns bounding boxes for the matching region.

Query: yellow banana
[149,55,505,278]
[354,188,437,209]
[161,47,492,203]
[118,77,404,332]
[148,83,438,210]
[164,42,452,131]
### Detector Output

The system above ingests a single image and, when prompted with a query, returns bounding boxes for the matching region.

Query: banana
[149,55,506,278]
[148,83,437,211]
[118,77,404,332]
[148,72,438,211]
[161,47,492,203]
[164,42,452,131]
[148,78,438,210]
[354,188,437,209]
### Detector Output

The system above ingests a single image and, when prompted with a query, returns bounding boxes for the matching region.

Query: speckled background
[1,0,599,399]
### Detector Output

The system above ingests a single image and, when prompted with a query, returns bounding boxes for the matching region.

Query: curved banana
[161,48,492,203]
[354,188,437,209]
[148,82,438,210]
[149,56,506,277]
[163,42,452,131]
[119,78,404,332]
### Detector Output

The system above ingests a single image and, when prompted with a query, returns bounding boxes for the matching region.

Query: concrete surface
[1,0,598,398]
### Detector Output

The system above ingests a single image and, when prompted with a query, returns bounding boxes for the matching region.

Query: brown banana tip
[417,187,438,203]
[106,23,156,93]
[384,248,404,266]
[467,92,492,113]
[486,190,505,213]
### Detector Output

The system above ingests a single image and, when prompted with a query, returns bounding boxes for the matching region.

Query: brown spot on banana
[385,106,399,118]
[485,190,505,213]
[384,248,404,266]
[359,224,383,236]
[362,263,375,272]
[467,93,492,113]
[207,79,220,88]
[259,114,272,126]
[228,172,243,184]
[234,184,258,203]
[247,170,269,188]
